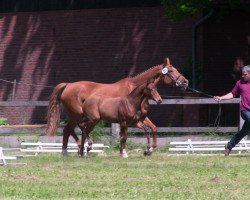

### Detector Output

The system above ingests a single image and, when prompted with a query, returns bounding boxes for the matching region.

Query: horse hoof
[120,149,128,158]
[143,151,152,156]
[78,153,84,157]
[62,149,68,156]
[87,146,92,152]
[120,153,129,158]
[77,150,84,157]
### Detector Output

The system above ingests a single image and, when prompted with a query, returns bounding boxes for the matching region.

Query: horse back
[62,80,133,99]
[59,79,136,118]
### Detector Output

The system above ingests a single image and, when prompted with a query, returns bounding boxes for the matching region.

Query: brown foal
[79,79,162,157]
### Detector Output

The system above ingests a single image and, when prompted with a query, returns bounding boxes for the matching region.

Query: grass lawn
[1,149,250,200]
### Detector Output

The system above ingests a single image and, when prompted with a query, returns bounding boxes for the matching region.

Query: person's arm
[214,92,234,102]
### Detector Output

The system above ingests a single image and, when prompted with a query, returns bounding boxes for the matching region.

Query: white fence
[169,138,250,155]
[0,98,241,134]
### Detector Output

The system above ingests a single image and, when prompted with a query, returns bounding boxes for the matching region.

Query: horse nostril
[182,80,188,87]
[157,99,162,104]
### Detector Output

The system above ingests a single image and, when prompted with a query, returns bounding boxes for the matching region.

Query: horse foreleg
[141,117,157,156]
[120,124,128,158]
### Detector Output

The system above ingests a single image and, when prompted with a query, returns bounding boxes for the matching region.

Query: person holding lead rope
[214,65,250,156]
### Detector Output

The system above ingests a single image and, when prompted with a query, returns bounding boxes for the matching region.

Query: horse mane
[128,64,162,85]
[131,64,161,77]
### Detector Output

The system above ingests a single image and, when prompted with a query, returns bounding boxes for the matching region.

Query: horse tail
[46,83,67,136]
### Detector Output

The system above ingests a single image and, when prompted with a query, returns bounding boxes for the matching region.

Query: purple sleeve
[231,81,239,96]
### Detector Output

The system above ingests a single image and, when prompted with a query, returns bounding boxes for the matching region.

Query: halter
[162,64,184,87]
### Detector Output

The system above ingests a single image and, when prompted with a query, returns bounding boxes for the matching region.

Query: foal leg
[62,120,77,156]
[80,121,93,151]
[78,120,94,152]
[137,121,150,147]
[86,136,93,152]
[79,128,87,157]
[78,122,97,156]
[136,121,151,156]
[120,124,129,158]
[140,117,158,156]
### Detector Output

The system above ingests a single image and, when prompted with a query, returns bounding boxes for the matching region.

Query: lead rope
[186,86,221,131]
[161,86,221,131]
[213,103,222,130]
[186,86,214,98]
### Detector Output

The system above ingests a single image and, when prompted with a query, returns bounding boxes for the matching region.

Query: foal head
[144,80,162,104]
[161,57,189,89]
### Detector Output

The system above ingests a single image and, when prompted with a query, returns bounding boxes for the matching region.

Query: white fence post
[111,123,120,144]
[0,147,7,165]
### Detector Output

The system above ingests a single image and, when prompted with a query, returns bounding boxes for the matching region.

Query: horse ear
[164,57,171,66]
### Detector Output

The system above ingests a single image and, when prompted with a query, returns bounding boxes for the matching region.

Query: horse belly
[99,100,120,123]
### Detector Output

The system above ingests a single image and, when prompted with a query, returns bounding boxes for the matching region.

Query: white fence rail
[0,98,241,134]
[169,138,250,155]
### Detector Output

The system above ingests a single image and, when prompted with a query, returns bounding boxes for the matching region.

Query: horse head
[161,58,189,89]
[144,79,162,105]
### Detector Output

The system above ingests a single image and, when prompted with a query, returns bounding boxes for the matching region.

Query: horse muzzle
[176,80,188,90]
[156,99,162,104]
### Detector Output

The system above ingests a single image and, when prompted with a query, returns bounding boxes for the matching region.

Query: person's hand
[213,96,222,102]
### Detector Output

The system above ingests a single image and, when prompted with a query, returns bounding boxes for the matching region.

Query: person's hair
[242,65,250,73]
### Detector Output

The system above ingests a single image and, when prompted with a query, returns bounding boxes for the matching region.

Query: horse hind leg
[62,120,78,156]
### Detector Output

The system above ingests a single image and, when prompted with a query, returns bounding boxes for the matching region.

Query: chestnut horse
[79,79,162,157]
[46,58,188,155]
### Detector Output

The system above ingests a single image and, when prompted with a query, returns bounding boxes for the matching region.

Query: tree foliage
[161,0,250,21]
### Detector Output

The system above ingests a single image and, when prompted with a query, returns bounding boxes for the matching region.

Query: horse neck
[130,65,162,86]
[128,84,148,109]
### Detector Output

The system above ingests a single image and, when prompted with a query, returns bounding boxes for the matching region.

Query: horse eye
[169,67,174,72]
